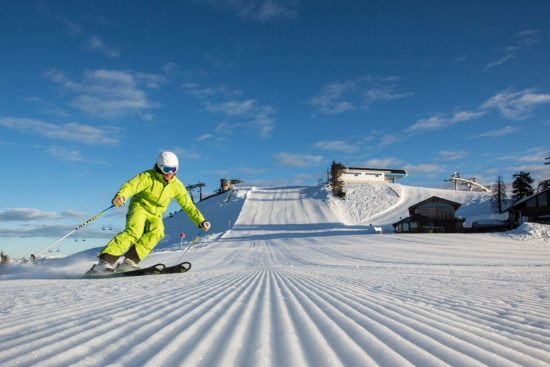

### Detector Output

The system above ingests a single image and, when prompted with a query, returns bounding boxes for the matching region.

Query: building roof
[408,196,462,214]
[508,188,550,210]
[392,214,431,226]
[344,167,407,175]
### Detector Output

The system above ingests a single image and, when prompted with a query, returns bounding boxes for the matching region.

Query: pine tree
[511,171,534,202]
[491,176,507,213]
[330,161,346,199]
[538,179,550,192]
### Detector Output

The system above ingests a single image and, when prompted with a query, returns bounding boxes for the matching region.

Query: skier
[89,151,211,273]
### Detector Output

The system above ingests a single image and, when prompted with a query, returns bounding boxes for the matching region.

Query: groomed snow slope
[1,185,549,367]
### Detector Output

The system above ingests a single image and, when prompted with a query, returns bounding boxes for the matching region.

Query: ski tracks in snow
[1,250,549,366]
[1,186,550,366]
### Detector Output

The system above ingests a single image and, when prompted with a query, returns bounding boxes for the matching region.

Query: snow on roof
[345,167,407,175]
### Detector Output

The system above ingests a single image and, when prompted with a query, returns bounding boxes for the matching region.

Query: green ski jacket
[116,168,205,226]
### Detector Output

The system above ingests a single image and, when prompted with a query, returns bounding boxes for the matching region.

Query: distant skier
[89,151,211,273]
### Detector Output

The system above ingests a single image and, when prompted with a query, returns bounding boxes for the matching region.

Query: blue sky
[1,0,549,257]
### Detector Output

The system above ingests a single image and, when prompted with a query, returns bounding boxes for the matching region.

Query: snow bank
[335,183,400,225]
[159,188,249,251]
[494,222,550,245]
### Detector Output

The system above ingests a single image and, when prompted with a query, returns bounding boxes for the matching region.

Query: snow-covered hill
[1,184,549,366]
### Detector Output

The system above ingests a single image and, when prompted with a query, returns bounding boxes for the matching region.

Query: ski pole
[177,229,202,262]
[33,204,115,257]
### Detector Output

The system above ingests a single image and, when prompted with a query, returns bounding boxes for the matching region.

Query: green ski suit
[100,168,205,261]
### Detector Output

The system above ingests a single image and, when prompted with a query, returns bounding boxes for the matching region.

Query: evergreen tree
[511,171,534,202]
[538,179,550,192]
[491,176,507,213]
[330,161,346,199]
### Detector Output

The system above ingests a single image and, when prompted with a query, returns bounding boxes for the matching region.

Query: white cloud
[313,140,357,153]
[481,88,550,120]
[172,147,200,160]
[404,163,445,176]
[407,110,485,132]
[309,76,411,115]
[86,36,119,58]
[37,2,82,37]
[363,86,413,106]
[486,30,540,70]
[206,99,275,137]
[309,80,357,114]
[438,150,468,160]
[182,82,241,98]
[43,146,107,164]
[363,157,404,168]
[0,208,59,221]
[474,125,519,138]
[205,100,256,115]
[45,69,162,119]
[197,133,213,141]
[194,0,298,21]
[0,117,119,145]
[274,152,324,167]
[378,134,400,148]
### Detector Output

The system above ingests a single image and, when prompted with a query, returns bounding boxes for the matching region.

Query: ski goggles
[161,166,177,174]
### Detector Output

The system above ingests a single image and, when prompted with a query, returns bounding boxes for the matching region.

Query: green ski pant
[100,206,164,261]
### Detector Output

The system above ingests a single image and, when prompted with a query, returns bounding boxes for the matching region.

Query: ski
[85,263,166,278]
[162,261,192,274]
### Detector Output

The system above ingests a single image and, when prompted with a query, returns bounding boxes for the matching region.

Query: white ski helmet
[156,151,179,174]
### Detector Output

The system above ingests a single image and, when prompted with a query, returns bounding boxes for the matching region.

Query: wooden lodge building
[393,196,465,233]
[508,188,550,225]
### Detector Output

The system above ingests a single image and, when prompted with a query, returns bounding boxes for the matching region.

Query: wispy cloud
[313,140,357,153]
[172,147,200,160]
[274,152,324,167]
[488,148,550,181]
[363,157,404,168]
[197,133,213,141]
[473,125,519,139]
[407,110,485,132]
[486,30,540,70]
[194,0,298,21]
[37,3,121,59]
[0,117,119,145]
[182,82,242,98]
[438,150,468,160]
[407,87,550,134]
[403,163,446,178]
[0,208,60,221]
[86,36,119,58]
[42,145,108,164]
[480,88,550,120]
[0,223,110,238]
[378,134,400,149]
[309,76,412,114]
[205,99,275,137]
[45,69,162,119]
[37,1,82,37]
[25,97,69,117]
